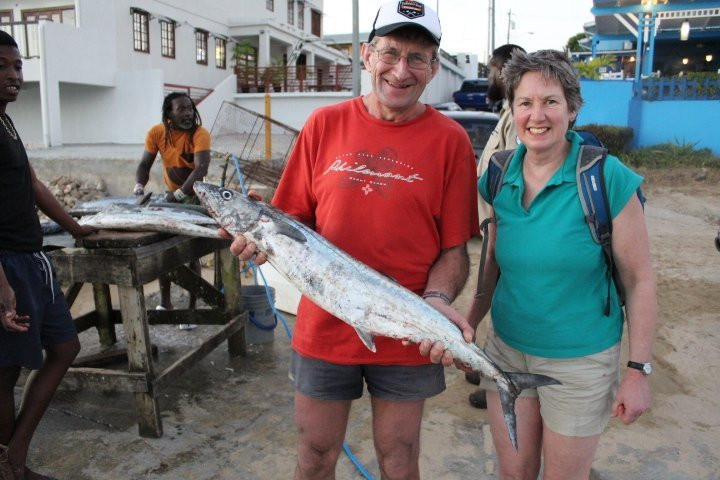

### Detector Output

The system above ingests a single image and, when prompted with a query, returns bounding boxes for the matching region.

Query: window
[0,10,13,37]
[215,37,226,69]
[131,8,149,53]
[311,9,321,37]
[160,19,175,58]
[22,7,74,24]
[23,7,75,57]
[235,43,257,69]
[195,29,208,65]
[287,0,294,25]
[266,0,274,12]
[298,2,304,30]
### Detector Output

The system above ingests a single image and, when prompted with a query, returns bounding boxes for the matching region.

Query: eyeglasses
[372,46,436,69]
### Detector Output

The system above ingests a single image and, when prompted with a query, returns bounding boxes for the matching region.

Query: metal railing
[0,21,41,58]
[235,65,353,93]
[164,83,214,104]
[638,77,720,101]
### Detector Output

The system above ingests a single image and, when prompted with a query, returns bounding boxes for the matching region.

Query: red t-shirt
[272,97,480,365]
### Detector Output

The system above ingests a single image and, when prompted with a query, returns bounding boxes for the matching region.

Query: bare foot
[23,466,52,480]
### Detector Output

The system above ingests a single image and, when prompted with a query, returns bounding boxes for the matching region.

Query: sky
[322,0,596,60]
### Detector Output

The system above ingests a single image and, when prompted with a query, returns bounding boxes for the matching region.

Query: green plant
[575,55,617,80]
[565,32,586,54]
[233,41,256,65]
[620,141,720,169]
[262,57,287,90]
[578,124,633,154]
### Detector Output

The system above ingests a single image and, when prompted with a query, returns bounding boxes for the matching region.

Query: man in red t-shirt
[225,2,479,477]
[134,93,210,316]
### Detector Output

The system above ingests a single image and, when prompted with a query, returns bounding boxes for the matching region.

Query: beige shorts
[479,325,620,437]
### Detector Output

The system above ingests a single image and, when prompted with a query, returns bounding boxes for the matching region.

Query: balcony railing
[638,76,720,101]
[164,83,213,104]
[235,65,353,93]
[0,22,41,58]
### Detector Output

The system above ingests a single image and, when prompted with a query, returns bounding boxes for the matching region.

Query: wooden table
[48,231,247,437]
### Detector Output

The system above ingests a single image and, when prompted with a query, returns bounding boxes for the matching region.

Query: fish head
[193,182,263,236]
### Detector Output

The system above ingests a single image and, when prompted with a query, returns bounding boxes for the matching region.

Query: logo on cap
[397,0,424,20]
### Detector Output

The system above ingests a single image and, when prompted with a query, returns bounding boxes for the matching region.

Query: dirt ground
[17,167,720,479]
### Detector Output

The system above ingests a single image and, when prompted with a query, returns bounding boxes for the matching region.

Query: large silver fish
[78,210,221,238]
[97,204,217,225]
[194,182,560,450]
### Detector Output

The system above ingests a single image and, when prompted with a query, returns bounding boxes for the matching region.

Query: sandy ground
[16,167,720,479]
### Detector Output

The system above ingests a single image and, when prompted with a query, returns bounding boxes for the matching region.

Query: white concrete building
[1,0,349,147]
[1,0,467,146]
[454,52,479,79]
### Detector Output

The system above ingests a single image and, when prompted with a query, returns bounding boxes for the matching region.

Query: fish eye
[221,190,233,200]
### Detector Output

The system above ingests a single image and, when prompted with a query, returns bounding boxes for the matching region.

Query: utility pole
[488,0,495,61]
[352,0,360,96]
[507,9,512,44]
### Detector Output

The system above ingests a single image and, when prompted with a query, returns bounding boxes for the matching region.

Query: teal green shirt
[478,131,643,358]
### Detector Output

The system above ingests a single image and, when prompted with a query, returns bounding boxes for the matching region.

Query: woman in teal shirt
[468,50,657,479]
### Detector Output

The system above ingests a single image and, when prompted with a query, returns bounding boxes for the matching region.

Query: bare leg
[486,390,543,480]
[9,337,80,480]
[0,366,20,445]
[159,275,172,310]
[541,427,601,480]
[294,391,351,480]
[188,260,201,310]
[371,397,424,480]
[0,366,20,480]
[177,262,201,330]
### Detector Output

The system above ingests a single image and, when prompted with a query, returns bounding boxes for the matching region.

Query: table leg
[92,283,117,347]
[117,284,163,437]
[219,248,246,356]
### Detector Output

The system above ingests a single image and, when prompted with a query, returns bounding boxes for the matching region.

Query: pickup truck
[452,78,491,111]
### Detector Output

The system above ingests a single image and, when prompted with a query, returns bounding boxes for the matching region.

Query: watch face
[642,363,653,375]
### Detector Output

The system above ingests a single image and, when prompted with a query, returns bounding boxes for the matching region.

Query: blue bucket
[241,285,277,344]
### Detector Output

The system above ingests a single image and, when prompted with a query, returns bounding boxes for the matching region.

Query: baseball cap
[369,1,441,46]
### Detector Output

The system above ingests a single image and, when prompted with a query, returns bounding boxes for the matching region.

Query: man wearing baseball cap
[224,1,479,477]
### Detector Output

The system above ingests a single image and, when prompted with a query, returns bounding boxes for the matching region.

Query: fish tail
[498,372,562,451]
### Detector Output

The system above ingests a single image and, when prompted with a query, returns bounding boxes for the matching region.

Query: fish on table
[78,209,220,239]
[193,181,561,450]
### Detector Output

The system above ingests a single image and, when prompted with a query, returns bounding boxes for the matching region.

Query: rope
[230,155,375,480]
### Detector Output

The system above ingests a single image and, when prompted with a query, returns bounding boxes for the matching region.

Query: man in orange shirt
[134,93,210,316]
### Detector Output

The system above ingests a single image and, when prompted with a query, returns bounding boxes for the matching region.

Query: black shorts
[0,251,77,369]
[289,351,446,402]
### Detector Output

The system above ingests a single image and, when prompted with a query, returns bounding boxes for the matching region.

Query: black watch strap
[627,361,652,375]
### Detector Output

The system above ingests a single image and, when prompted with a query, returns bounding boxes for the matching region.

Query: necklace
[0,114,18,140]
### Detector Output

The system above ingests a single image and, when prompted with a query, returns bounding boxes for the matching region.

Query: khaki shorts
[479,326,620,437]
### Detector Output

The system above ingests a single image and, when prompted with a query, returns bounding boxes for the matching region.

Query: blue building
[574,1,720,154]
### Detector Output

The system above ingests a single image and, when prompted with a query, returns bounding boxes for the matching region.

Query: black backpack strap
[576,145,618,315]
[476,149,515,298]
[486,149,515,206]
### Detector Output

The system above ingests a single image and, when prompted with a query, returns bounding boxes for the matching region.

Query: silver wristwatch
[627,361,652,375]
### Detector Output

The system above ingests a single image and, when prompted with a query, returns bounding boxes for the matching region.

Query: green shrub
[574,55,618,80]
[577,124,634,154]
[620,141,720,168]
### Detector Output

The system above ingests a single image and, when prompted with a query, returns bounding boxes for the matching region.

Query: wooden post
[265,87,272,161]
[219,248,246,356]
[117,285,162,437]
[92,283,117,347]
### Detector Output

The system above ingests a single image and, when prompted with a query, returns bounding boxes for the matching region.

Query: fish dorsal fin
[274,220,307,243]
[354,327,376,352]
